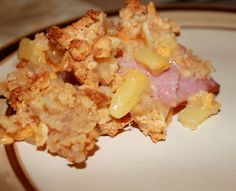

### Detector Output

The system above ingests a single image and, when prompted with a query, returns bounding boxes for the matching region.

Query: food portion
[109,69,150,119]
[178,91,220,129]
[0,0,220,163]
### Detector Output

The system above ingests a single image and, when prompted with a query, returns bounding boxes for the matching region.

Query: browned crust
[69,40,91,61]
[81,88,110,107]
[47,26,65,50]
[9,87,23,106]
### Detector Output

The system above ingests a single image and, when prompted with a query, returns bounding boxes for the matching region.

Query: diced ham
[152,66,180,106]
[177,76,219,102]
[154,67,219,106]
[119,59,219,107]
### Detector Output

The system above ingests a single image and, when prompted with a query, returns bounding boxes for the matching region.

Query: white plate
[1,9,236,191]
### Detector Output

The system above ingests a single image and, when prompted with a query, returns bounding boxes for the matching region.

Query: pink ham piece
[119,59,219,107]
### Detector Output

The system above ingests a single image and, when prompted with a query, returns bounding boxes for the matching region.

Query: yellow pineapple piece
[155,32,179,60]
[134,46,170,76]
[18,38,33,59]
[178,91,220,129]
[18,33,49,64]
[109,69,150,118]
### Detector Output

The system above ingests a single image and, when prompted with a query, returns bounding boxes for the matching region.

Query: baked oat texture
[0,0,220,164]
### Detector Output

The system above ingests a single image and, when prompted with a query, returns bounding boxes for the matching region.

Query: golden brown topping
[124,0,140,6]
[0,0,220,165]
[93,36,112,59]
[69,39,91,61]
[119,1,180,41]
[97,56,118,85]
[47,10,107,51]
[59,52,99,86]
[131,95,171,142]
[47,26,64,50]
[176,47,215,79]
[79,86,111,108]
[0,99,8,116]
[16,60,28,69]
[119,1,147,40]
[96,108,131,137]
[0,113,38,145]
[9,87,23,106]
[146,2,181,35]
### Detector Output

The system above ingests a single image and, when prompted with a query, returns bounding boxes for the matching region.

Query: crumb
[0,0,220,164]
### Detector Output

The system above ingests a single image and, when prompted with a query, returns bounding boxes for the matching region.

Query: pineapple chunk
[18,34,49,64]
[155,32,179,60]
[178,91,220,129]
[109,69,150,118]
[134,46,170,76]
[18,38,33,59]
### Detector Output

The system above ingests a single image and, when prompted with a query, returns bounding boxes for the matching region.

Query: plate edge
[1,5,236,191]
